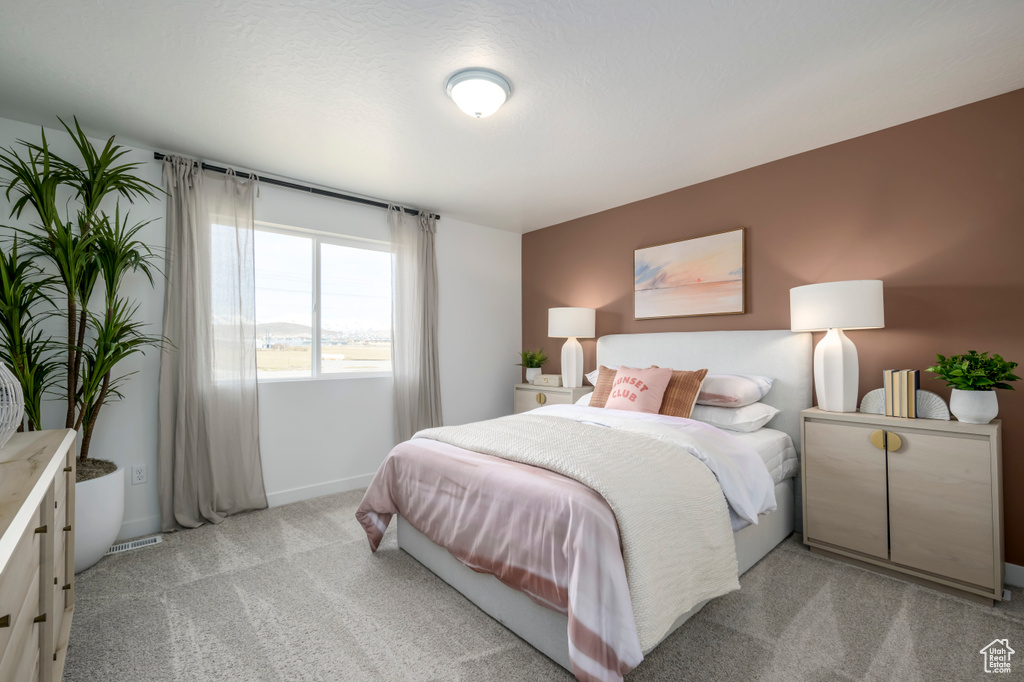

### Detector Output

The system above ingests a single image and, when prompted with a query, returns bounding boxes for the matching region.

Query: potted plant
[0,241,59,433]
[0,118,161,572]
[926,351,1019,424]
[517,348,548,384]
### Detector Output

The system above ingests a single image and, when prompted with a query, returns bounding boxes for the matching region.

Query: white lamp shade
[790,280,884,332]
[548,307,596,338]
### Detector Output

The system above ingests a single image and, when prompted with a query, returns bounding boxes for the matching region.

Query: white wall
[436,217,522,426]
[0,114,522,538]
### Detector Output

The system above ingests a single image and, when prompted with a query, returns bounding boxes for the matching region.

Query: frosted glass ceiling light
[446,69,511,118]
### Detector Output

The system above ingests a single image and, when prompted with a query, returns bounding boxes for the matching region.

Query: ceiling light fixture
[446,69,511,118]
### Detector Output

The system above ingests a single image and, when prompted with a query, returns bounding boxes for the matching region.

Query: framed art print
[634,227,746,319]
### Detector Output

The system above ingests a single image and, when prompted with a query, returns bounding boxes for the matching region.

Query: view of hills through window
[254,229,391,378]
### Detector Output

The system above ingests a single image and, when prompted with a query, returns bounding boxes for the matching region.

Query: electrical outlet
[131,464,148,485]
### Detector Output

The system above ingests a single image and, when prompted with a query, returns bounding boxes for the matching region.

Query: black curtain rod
[152,152,439,220]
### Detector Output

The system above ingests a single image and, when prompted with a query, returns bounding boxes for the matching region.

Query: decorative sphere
[0,363,25,448]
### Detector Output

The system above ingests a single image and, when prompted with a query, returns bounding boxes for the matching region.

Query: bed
[359,330,812,679]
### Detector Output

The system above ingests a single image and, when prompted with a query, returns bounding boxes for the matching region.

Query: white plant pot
[525,367,541,384]
[74,466,125,574]
[949,389,999,425]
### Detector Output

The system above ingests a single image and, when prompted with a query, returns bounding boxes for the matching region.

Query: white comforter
[535,404,778,524]
[357,405,779,682]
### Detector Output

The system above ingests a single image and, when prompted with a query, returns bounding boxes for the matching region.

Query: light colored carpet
[65,489,1024,681]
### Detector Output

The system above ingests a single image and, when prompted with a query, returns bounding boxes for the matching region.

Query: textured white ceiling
[0,1,1022,233]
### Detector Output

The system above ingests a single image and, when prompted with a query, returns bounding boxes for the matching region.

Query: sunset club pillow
[658,368,710,419]
[697,374,774,408]
[604,367,674,413]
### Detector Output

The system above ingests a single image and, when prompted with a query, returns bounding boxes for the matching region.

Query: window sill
[258,372,393,384]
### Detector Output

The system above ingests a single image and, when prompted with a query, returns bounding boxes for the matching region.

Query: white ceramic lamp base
[561,337,584,388]
[815,328,859,412]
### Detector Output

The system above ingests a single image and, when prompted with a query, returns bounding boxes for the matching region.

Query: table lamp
[790,280,884,412]
[548,307,596,389]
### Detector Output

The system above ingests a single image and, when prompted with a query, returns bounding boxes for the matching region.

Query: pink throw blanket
[356,438,642,682]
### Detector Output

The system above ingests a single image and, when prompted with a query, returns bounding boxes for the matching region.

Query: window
[254,224,391,379]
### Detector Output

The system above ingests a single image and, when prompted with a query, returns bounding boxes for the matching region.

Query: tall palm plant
[0,117,161,462]
[0,241,60,430]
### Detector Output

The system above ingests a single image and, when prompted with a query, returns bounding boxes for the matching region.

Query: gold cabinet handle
[34,525,47,534]
[886,431,903,452]
[535,392,547,405]
[870,430,886,450]
[0,615,9,628]
[33,613,46,623]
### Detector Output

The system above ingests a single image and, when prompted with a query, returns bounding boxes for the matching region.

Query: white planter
[525,367,541,384]
[74,467,125,574]
[949,389,999,425]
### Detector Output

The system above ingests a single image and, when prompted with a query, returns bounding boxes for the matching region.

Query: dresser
[800,408,1002,603]
[513,384,593,414]
[0,429,77,681]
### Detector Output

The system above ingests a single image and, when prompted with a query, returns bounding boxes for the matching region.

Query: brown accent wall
[522,88,1024,563]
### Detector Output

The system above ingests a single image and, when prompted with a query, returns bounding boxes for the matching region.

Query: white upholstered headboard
[596,330,813,452]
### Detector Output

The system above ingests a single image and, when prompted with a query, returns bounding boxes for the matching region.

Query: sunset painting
[634,228,746,319]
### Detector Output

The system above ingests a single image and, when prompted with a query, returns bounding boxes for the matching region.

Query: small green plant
[516,348,548,369]
[926,351,1019,391]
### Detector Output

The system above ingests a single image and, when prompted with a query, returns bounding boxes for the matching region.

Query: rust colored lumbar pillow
[588,365,620,408]
[604,366,674,413]
[658,368,710,419]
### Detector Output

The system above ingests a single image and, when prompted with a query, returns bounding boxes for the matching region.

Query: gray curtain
[158,157,267,531]
[389,206,443,442]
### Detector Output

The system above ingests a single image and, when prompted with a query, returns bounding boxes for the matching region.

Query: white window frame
[255,221,392,383]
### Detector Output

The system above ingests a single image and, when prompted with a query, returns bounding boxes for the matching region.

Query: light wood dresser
[801,407,1003,603]
[513,384,593,414]
[0,429,77,681]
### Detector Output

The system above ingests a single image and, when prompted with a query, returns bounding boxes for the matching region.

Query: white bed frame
[398,330,813,671]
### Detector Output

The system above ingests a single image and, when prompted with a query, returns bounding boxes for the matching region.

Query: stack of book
[884,369,920,418]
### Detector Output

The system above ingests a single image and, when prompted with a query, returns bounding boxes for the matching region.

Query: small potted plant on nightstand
[927,350,1019,424]
[517,348,548,385]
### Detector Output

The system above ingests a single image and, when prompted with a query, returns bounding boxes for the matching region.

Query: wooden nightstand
[514,384,593,414]
[800,407,1003,603]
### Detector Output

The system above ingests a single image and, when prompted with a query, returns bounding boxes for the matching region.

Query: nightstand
[800,407,1003,603]
[514,384,593,414]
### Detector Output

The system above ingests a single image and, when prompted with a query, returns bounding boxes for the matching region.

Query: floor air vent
[106,536,162,555]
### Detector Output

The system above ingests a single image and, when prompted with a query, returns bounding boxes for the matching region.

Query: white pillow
[575,393,593,406]
[690,402,780,433]
[697,374,774,408]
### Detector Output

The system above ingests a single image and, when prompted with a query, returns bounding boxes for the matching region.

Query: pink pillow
[604,367,673,413]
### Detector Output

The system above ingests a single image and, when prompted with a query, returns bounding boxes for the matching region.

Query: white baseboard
[1005,563,1024,588]
[265,473,375,508]
[113,474,373,541]
[117,515,161,542]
